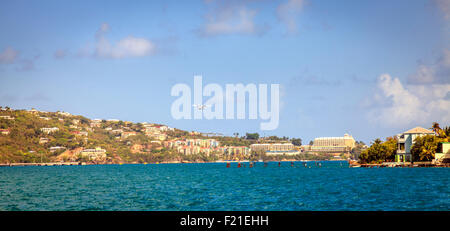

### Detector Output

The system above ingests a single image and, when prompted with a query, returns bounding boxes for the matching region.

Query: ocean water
[0,161,448,211]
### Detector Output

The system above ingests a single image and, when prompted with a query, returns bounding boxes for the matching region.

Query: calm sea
[0,161,448,211]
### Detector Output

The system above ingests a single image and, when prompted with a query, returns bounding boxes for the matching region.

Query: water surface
[0,161,448,210]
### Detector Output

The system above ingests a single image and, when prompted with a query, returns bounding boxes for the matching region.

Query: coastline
[0,159,346,167]
[2,159,449,168]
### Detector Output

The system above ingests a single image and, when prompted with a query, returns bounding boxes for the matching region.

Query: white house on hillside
[396,127,435,162]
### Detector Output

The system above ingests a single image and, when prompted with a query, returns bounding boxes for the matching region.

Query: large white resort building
[310,134,356,153]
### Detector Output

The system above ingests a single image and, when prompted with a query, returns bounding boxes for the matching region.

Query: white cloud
[367,74,450,127]
[408,49,450,84]
[436,0,450,20]
[94,23,156,59]
[276,0,305,35]
[0,47,19,64]
[54,49,68,59]
[199,1,266,37]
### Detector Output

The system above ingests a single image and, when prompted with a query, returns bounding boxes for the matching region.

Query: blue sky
[1,0,449,144]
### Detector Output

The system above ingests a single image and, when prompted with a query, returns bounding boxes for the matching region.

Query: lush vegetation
[358,122,449,163]
[0,109,182,163]
[0,108,311,164]
[358,137,397,164]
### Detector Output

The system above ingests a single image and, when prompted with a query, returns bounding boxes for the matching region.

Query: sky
[0,0,449,144]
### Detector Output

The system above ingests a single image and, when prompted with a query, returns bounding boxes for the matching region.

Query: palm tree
[431,122,446,137]
[431,122,441,134]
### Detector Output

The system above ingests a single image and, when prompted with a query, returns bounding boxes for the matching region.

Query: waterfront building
[434,142,450,164]
[250,143,297,155]
[299,145,312,152]
[80,147,107,160]
[185,139,219,148]
[177,146,201,155]
[310,134,355,153]
[225,146,250,156]
[396,127,435,162]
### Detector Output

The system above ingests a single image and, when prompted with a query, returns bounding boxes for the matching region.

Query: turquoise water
[0,161,449,211]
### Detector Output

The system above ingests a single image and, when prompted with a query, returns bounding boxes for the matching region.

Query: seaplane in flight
[192,104,211,111]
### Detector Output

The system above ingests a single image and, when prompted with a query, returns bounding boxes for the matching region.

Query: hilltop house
[0,129,10,135]
[90,119,102,128]
[121,131,137,139]
[49,146,66,152]
[41,127,59,134]
[0,115,15,120]
[39,137,49,144]
[58,111,71,117]
[28,108,39,114]
[396,126,435,162]
[71,131,88,137]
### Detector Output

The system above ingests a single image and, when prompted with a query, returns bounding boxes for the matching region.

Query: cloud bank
[367,74,450,127]
[198,1,267,37]
[435,0,450,20]
[408,49,450,84]
[0,47,19,64]
[94,23,156,59]
[276,0,305,35]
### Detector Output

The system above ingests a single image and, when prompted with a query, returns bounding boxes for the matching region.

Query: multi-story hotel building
[310,134,356,153]
[250,143,298,155]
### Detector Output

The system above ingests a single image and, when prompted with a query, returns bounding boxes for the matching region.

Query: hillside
[0,107,327,164]
[0,107,208,164]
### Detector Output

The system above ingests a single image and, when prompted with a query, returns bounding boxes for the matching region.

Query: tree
[245,133,259,140]
[411,135,441,161]
[430,122,446,138]
[382,137,397,161]
[291,138,302,146]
